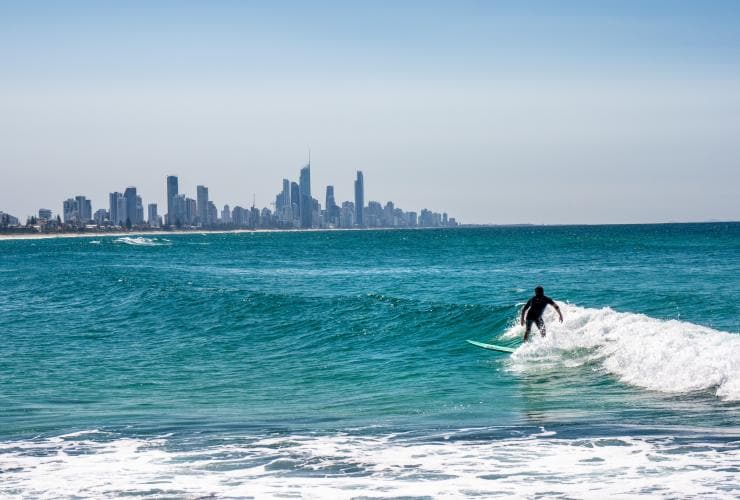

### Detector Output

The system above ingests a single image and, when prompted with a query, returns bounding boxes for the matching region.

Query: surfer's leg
[537,318,546,337]
[524,319,533,341]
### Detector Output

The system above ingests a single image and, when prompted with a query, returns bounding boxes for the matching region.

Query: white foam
[504,304,740,401]
[113,236,170,246]
[1,430,738,498]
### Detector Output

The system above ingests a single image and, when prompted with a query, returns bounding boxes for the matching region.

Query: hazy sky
[1,1,739,224]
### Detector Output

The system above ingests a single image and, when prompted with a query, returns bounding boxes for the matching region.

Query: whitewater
[505,304,740,401]
[1,224,738,498]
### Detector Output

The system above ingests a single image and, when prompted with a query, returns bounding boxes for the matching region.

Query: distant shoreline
[0,220,737,242]
[0,226,419,242]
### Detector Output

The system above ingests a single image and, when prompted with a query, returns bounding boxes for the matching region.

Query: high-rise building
[290,181,300,225]
[299,164,312,228]
[282,179,291,208]
[109,192,122,226]
[221,204,231,224]
[75,195,92,223]
[407,211,418,227]
[325,185,335,212]
[123,187,137,226]
[207,201,218,225]
[366,201,382,227]
[136,196,144,226]
[0,211,19,227]
[232,206,248,226]
[340,201,355,228]
[196,185,209,226]
[185,197,197,225]
[166,175,178,227]
[383,201,395,227]
[63,198,76,223]
[148,203,158,227]
[354,171,364,226]
[116,196,127,226]
[325,185,339,225]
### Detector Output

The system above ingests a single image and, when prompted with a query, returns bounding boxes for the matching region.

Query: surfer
[520,286,563,341]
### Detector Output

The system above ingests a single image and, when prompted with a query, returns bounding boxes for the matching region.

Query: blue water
[1,224,739,497]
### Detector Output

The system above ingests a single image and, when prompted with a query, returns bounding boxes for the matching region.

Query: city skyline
[2,162,457,231]
[1,2,739,223]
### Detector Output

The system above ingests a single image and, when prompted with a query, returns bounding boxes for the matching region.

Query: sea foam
[503,304,740,401]
[113,236,170,246]
[1,429,738,498]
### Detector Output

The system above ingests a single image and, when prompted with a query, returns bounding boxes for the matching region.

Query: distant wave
[502,304,740,401]
[113,236,170,246]
[1,428,737,497]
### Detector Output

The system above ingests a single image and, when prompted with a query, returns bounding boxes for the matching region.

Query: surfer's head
[534,286,544,297]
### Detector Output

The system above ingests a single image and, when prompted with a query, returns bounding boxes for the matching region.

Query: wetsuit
[523,295,556,335]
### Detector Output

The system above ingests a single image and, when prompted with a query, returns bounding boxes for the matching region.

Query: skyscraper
[166,175,178,227]
[196,185,209,226]
[123,187,137,226]
[281,179,291,209]
[325,185,339,225]
[109,192,122,226]
[325,185,335,212]
[75,195,92,223]
[116,196,127,226]
[290,181,300,226]
[148,203,158,227]
[62,198,76,223]
[299,164,312,228]
[354,170,364,226]
[136,196,144,226]
[184,196,197,226]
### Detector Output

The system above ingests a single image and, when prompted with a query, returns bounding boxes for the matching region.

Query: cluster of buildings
[1,163,458,232]
[164,163,457,230]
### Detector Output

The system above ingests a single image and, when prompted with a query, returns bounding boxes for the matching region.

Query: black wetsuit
[523,295,556,334]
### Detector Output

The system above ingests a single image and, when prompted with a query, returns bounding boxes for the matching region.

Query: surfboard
[466,339,517,353]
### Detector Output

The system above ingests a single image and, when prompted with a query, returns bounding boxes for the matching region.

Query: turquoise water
[1,224,739,497]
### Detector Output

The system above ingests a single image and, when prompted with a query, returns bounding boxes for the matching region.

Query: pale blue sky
[1,1,739,223]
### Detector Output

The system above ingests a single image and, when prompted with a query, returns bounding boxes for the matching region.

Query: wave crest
[503,304,740,401]
[113,236,170,246]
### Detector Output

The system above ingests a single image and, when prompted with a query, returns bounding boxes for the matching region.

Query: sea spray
[505,304,740,400]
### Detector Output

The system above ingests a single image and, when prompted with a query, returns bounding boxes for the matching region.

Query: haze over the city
[1,1,739,224]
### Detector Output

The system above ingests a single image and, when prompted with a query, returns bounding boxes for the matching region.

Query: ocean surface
[1,224,739,498]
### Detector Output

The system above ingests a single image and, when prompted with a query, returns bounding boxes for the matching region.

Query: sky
[1,1,739,224]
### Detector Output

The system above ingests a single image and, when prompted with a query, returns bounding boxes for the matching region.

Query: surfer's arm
[550,300,564,322]
[520,300,531,326]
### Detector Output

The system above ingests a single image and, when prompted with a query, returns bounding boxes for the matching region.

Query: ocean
[1,224,738,498]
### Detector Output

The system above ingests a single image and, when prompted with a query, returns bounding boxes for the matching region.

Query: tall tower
[290,181,300,224]
[109,192,122,226]
[196,185,209,226]
[299,161,311,228]
[282,179,291,208]
[354,170,364,226]
[166,175,178,227]
[123,187,137,226]
[325,185,335,212]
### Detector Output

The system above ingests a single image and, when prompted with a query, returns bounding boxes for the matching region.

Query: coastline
[1,220,736,242]
[0,226,407,242]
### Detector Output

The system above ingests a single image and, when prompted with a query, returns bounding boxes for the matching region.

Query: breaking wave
[503,304,740,401]
[1,429,738,498]
[113,236,171,246]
